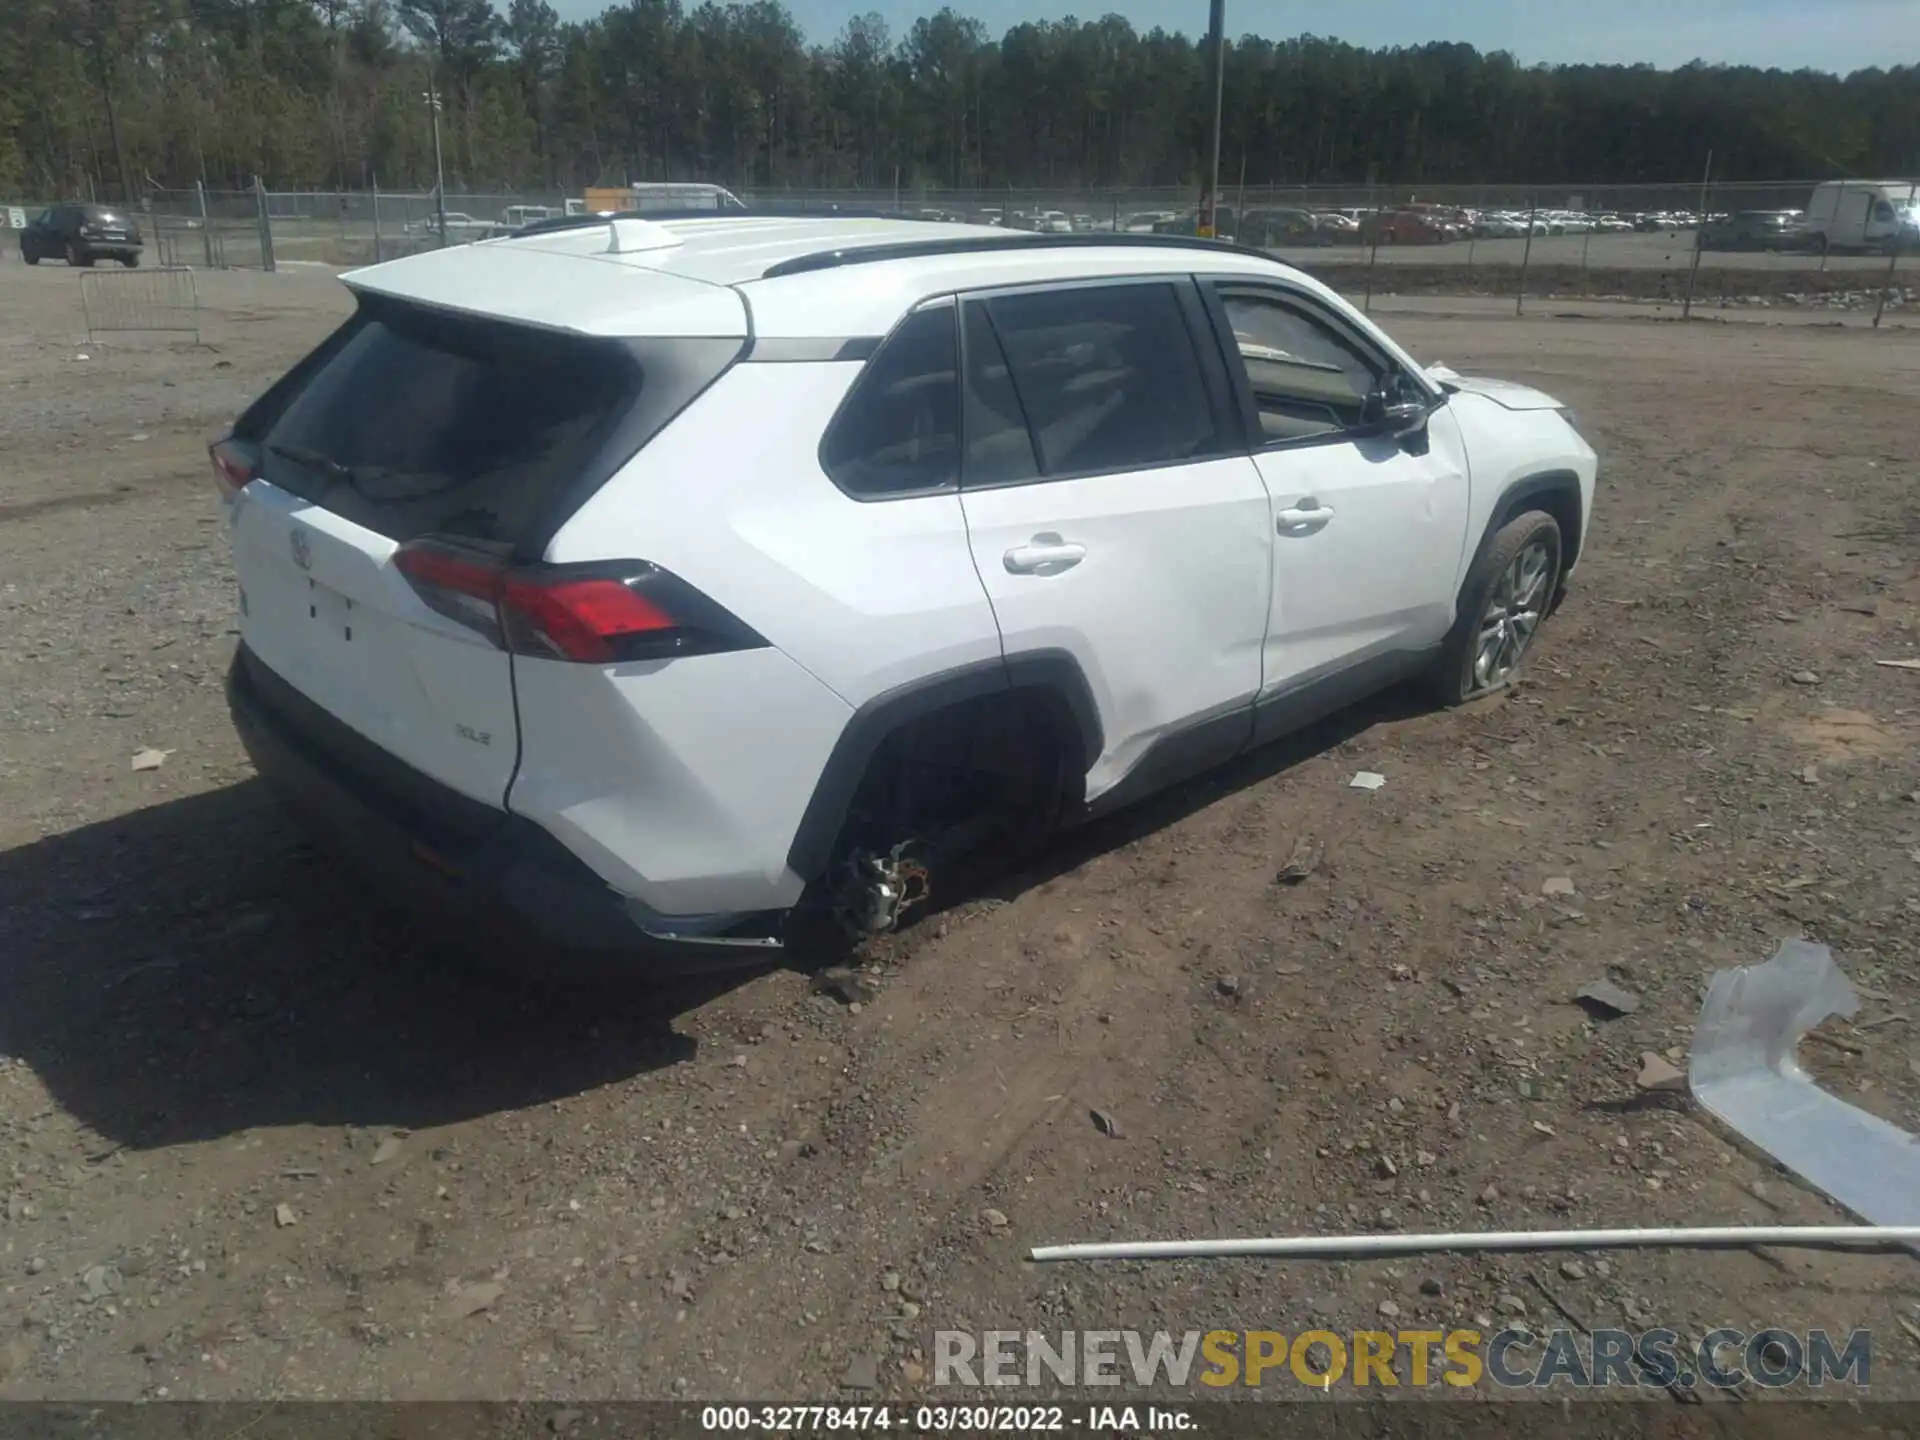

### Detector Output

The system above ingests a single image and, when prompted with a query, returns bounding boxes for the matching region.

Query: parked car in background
[1802,180,1919,253]
[1241,207,1330,247]
[406,212,495,242]
[1360,207,1448,244]
[1152,206,1239,239]
[1123,210,1179,233]
[17,203,144,267]
[1311,210,1361,241]
[500,205,559,228]
[1698,210,1807,251]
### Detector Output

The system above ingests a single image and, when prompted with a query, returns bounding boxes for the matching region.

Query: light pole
[1198,0,1225,238]
[423,65,448,248]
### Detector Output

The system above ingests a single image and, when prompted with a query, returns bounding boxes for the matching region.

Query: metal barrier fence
[6,176,1911,324]
[79,266,201,344]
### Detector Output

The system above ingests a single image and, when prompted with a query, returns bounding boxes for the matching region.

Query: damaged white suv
[212,213,1596,971]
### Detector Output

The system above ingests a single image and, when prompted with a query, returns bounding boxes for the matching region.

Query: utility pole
[424,64,448,248]
[1198,0,1225,239]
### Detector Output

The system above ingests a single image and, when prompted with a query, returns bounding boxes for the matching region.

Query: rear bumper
[226,644,782,974]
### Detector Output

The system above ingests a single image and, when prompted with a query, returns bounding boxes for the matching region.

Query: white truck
[1803,179,1919,253]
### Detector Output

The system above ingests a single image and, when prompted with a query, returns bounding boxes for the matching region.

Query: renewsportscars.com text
[933,1327,1872,1390]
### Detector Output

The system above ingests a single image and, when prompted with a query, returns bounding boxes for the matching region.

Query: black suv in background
[18,204,144,267]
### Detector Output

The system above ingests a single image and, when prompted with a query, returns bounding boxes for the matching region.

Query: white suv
[212,214,1596,971]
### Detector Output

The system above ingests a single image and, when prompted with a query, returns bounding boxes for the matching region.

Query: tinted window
[262,301,640,544]
[820,306,959,498]
[982,283,1220,476]
[1219,291,1383,441]
[961,304,1038,487]
[1872,201,1896,223]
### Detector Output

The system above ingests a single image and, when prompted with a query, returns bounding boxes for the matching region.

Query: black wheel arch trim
[1479,469,1584,575]
[783,649,1103,884]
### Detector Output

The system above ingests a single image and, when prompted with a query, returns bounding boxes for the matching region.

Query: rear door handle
[1276,498,1335,532]
[1004,536,1087,575]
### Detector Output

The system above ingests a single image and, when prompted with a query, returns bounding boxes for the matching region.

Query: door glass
[961,303,1038,487]
[1219,293,1384,442]
[982,283,1221,477]
[820,306,959,498]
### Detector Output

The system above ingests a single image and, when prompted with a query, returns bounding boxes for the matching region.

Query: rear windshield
[260,301,641,546]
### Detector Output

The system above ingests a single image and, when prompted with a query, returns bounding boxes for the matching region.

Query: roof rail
[511,202,916,239]
[759,231,1278,280]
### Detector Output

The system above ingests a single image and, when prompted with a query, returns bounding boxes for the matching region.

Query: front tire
[120,253,139,268]
[1430,511,1564,706]
[21,245,37,266]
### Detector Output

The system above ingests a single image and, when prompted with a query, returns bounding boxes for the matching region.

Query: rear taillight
[210,438,257,501]
[393,537,763,665]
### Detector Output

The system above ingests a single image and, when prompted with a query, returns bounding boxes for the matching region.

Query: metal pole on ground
[196,179,212,268]
[1873,221,1905,329]
[1235,149,1248,243]
[1363,185,1379,314]
[1198,0,1225,238]
[254,175,276,272]
[372,174,383,264]
[1681,150,1713,321]
[1516,196,1536,316]
[426,65,448,248]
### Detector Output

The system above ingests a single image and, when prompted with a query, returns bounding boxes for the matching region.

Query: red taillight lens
[392,538,507,644]
[392,537,764,665]
[210,439,256,500]
[500,575,677,663]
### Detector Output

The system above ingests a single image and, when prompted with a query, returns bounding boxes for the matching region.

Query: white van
[1804,180,1919,252]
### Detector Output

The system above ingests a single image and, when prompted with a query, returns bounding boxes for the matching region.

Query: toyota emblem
[289,526,312,571]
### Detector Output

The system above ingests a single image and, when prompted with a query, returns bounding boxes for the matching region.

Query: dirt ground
[2,261,1919,1406]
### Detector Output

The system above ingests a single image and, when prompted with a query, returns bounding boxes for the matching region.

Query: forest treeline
[2,0,1915,198]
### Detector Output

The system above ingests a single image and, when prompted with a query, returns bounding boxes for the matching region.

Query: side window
[820,306,959,499]
[978,282,1222,478]
[961,303,1038,487]
[1218,291,1387,443]
[1872,200,1896,223]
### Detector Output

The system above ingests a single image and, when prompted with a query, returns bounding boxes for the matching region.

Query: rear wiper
[267,443,457,505]
[267,442,357,490]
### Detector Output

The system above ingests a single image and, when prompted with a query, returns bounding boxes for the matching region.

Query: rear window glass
[261,303,640,544]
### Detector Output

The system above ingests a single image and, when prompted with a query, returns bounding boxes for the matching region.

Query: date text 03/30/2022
[701,1406,1193,1432]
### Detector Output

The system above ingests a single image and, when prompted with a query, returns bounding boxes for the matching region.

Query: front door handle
[1004,535,1087,575]
[1276,498,1335,532]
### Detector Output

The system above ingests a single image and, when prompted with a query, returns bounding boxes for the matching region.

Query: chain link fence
[6,176,1912,323]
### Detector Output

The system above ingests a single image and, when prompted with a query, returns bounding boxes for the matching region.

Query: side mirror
[1360,389,1430,438]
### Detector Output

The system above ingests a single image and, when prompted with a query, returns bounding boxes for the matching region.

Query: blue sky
[541,0,1909,74]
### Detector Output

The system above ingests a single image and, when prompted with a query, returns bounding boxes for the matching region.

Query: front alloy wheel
[1430,509,1564,706]
[1472,536,1553,690]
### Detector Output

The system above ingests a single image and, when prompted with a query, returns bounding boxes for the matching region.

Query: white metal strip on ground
[1029,1225,1920,1263]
